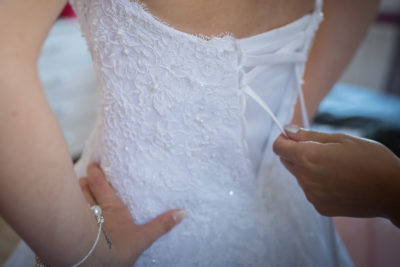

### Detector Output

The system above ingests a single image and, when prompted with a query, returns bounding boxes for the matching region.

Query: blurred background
[1,0,400,266]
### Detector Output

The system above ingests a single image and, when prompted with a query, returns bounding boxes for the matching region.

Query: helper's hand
[79,163,184,266]
[273,125,400,228]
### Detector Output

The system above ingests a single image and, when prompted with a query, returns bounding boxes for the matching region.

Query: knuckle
[308,132,319,140]
[335,133,348,139]
[88,173,105,187]
[334,133,352,143]
[98,194,124,210]
[87,162,101,173]
[298,153,308,165]
[298,150,316,169]
[272,139,280,155]
[292,149,302,162]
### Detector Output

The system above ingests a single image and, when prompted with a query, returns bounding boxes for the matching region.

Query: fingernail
[172,210,185,224]
[284,125,300,134]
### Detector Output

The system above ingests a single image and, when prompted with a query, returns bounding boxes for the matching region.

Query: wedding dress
[6,0,353,266]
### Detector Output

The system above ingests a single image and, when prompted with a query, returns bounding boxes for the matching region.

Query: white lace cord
[243,85,287,137]
[316,0,324,14]
[239,50,307,136]
[295,64,310,129]
[295,0,324,129]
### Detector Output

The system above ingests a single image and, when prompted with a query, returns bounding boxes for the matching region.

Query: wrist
[82,226,115,267]
[79,207,115,267]
[35,205,113,267]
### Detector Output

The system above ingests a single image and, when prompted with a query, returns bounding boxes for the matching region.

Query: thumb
[138,209,185,250]
[284,125,343,143]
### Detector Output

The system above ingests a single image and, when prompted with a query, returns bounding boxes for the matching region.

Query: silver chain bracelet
[35,205,104,267]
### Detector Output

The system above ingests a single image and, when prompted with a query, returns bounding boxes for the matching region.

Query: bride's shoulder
[0,0,68,60]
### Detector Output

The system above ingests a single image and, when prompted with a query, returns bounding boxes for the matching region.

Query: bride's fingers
[79,177,96,205]
[137,210,185,252]
[87,162,106,177]
[86,163,121,207]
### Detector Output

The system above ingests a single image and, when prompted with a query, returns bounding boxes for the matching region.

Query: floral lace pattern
[68,0,352,266]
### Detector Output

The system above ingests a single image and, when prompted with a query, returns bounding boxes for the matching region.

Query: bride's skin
[0,0,379,265]
[140,0,315,38]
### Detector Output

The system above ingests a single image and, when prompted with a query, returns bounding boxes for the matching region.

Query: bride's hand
[273,125,400,227]
[79,163,185,266]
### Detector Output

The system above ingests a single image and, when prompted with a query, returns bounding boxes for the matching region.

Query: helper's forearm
[292,0,380,125]
[0,61,110,266]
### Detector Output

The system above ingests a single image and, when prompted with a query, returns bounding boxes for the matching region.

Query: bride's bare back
[140,0,315,38]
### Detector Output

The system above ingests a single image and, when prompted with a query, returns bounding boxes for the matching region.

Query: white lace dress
[6,0,353,266]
